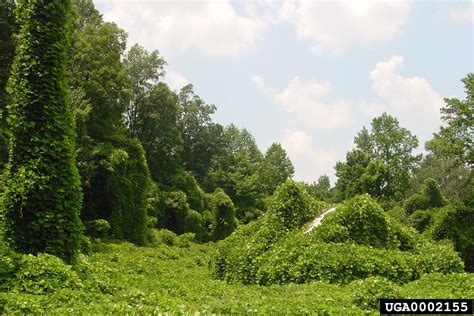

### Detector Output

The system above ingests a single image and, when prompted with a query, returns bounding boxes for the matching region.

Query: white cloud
[250,74,266,91]
[274,76,352,129]
[281,129,339,182]
[279,0,412,54]
[94,0,265,56]
[449,0,474,22]
[164,69,189,92]
[367,55,444,143]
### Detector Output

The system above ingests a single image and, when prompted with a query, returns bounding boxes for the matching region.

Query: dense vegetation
[1,236,473,314]
[0,0,472,313]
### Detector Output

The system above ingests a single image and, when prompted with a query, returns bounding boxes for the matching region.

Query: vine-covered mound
[210,184,464,285]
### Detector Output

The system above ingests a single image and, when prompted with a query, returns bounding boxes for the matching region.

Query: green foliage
[169,169,205,212]
[212,189,464,286]
[160,191,190,234]
[313,195,418,250]
[410,155,472,203]
[258,143,295,195]
[399,272,474,299]
[84,219,111,239]
[184,210,204,241]
[84,137,149,245]
[151,229,177,246]
[210,188,237,241]
[0,0,17,169]
[313,195,389,248]
[69,0,129,141]
[305,175,334,202]
[405,178,447,214]
[256,233,463,285]
[424,204,474,272]
[210,181,327,284]
[426,73,473,166]
[0,240,471,314]
[352,277,400,310]
[140,83,182,185]
[0,240,20,291]
[123,44,166,139]
[269,181,323,231]
[12,254,82,294]
[4,0,83,262]
[408,210,431,232]
[335,113,421,203]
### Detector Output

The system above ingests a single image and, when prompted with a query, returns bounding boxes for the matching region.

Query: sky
[93,0,473,184]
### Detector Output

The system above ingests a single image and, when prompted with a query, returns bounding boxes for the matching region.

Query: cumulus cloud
[366,55,444,142]
[274,76,352,129]
[279,0,412,54]
[449,0,474,22]
[164,69,189,92]
[94,0,265,56]
[281,129,339,182]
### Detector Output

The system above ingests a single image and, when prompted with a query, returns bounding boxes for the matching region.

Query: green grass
[1,239,473,314]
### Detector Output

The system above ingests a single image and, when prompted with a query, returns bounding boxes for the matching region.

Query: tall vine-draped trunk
[3,0,83,263]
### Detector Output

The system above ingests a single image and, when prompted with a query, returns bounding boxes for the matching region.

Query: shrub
[152,229,177,246]
[352,277,401,310]
[84,219,111,239]
[176,233,195,248]
[3,0,83,262]
[13,254,82,294]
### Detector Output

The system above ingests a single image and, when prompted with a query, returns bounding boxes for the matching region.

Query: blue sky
[94,0,473,183]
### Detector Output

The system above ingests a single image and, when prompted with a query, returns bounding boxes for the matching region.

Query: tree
[4,0,83,262]
[69,0,129,141]
[135,83,182,185]
[123,44,166,138]
[177,84,219,182]
[335,113,420,202]
[426,74,473,166]
[259,143,294,195]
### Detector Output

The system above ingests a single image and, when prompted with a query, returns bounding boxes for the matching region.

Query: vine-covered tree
[211,188,237,241]
[0,0,17,168]
[4,0,83,262]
